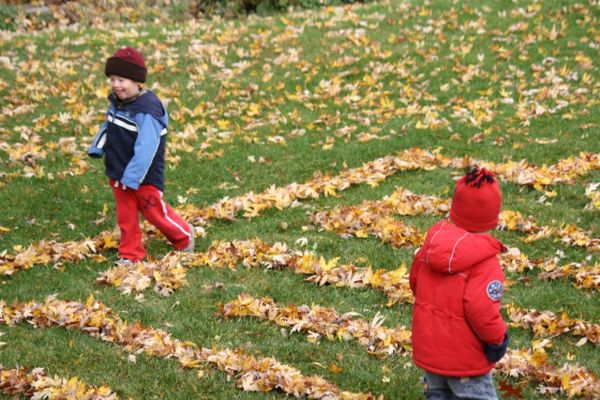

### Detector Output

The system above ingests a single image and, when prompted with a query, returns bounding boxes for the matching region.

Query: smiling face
[109,75,141,100]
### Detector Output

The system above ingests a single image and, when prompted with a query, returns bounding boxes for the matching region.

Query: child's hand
[483,333,509,362]
[120,181,130,190]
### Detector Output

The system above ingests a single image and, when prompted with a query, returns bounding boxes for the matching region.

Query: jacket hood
[109,90,167,126]
[422,220,503,274]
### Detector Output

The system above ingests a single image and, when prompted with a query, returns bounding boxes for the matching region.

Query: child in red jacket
[410,168,509,400]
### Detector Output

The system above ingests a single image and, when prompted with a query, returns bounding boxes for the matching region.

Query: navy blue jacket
[88,90,168,191]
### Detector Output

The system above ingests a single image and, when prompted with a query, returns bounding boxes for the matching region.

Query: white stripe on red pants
[110,179,191,261]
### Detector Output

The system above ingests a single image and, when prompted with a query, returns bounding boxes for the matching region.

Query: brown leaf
[498,380,525,399]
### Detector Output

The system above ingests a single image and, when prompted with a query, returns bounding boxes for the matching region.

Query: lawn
[0,0,599,399]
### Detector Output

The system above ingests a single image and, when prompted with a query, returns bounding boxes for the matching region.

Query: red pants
[110,179,191,261]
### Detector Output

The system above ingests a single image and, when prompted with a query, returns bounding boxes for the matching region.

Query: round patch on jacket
[486,280,503,301]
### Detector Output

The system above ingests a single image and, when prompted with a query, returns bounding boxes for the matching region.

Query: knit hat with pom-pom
[450,168,502,232]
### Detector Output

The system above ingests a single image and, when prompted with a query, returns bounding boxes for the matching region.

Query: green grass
[0,1,599,399]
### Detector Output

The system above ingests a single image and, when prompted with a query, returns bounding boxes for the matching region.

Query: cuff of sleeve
[88,147,104,158]
[483,333,509,363]
[120,177,140,190]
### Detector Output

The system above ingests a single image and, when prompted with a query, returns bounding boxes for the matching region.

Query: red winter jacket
[410,220,507,377]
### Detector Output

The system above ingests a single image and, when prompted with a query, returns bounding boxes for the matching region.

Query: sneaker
[183,223,195,253]
[114,258,137,266]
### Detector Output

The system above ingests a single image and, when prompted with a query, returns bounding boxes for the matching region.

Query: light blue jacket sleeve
[88,121,108,158]
[120,113,163,190]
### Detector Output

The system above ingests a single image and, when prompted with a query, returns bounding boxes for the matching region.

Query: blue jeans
[423,371,498,400]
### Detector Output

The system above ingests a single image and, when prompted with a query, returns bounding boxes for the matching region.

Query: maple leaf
[329,363,343,374]
[318,257,339,273]
[498,380,525,399]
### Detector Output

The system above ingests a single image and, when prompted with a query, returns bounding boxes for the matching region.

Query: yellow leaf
[95,87,108,98]
[354,229,368,238]
[530,349,547,367]
[247,103,261,117]
[362,74,375,86]
[319,257,339,272]
[357,133,378,143]
[323,185,337,197]
[103,235,118,249]
[380,96,394,109]
[460,43,473,56]
[329,363,343,374]
[369,269,385,288]
[216,119,230,130]
[295,254,317,274]
[415,120,428,129]
[98,386,113,395]
[67,376,79,388]
[262,72,273,82]
[534,138,558,145]
[388,265,407,281]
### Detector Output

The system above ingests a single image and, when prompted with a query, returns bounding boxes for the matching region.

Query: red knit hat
[450,168,502,232]
[105,47,147,83]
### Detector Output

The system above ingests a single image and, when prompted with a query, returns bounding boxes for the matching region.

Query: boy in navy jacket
[88,47,194,264]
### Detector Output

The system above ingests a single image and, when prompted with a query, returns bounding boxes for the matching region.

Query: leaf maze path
[2,147,599,276]
[0,365,119,400]
[0,296,376,400]
[1,148,599,398]
[91,183,599,299]
[218,293,412,357]
[216,294,600,397]
[311,188,600,251]
[3,0,600,397]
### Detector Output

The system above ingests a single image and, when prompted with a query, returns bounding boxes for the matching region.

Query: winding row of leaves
[217,294,600,398]
[219,293,412,357]
[2,293,597,398]
[505,304,600,345]
[2,147,599,277]
[311,187,600,251]
[2,174,596,299]
[495,345,600,398]
[97,234,599,305]
[0,295,377,399]
[0,366,118,400]
[98,240,414,304]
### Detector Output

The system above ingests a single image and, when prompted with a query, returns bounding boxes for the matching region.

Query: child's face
[109,75,141,100]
